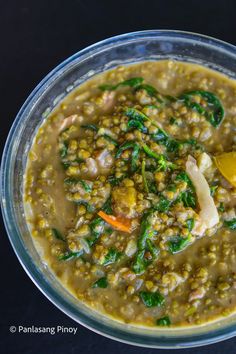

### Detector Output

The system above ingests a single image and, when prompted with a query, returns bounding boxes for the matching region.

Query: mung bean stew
[24,60,236,327]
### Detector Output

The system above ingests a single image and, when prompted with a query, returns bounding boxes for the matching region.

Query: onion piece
[186,155,219,231]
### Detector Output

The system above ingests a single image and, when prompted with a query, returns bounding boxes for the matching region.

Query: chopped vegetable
[156,316,171,326]
[92,277,108,288]
[98,211,132,233]
[168,235,191,254]
[81,124,99,132]
[224,218,236,230]
[102,134,119,146]
[141,160,149,193]
[58,250,83,261]
[139,291,165,308]
[102,248,122,266]
[155,196,171,212]
[186,218,195,232]
[52,228,65,241]
[64,177,92,192]
[180,90,225,127]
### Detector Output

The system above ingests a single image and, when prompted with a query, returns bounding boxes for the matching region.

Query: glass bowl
[1,30,236,348]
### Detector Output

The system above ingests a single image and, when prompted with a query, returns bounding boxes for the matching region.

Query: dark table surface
[1,0,236,353]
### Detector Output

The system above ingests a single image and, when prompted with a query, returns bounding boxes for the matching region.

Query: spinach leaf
[156,316,171,326]
[107,174,127,186]
[169,117,178,125]
[52,228,65,242]
[87,217,105,247]
[180,190,196,208]
[139,291,165,308]
[132,211,156,274]
[58,250,83,261]
[81,124,99,132]
[175,171,192,186]
[180,90,225,127]
[224,218,236,230]
[99,77,144,91]
[132,250,149,275]
[186,218,195,232]
[64,177,92,193]
[116,141,137,158]
[92,277,108,288]
[102,248,122,266]
[218,202,225,212]
[101,196,113,214]
[168,235,191,254]
[131,144,140,172]
[141,160,149,193]
[155,196,172,212]
[142,144,168,171]
[210,184,219,196]
[102,134,119,147]
[59,141,68,158]
[146,239,160,259]
[75,201,94,213]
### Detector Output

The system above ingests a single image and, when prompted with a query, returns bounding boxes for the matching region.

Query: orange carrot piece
[98,211,132,233]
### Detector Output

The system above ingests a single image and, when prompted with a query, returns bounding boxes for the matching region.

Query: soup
[24,61,236,327]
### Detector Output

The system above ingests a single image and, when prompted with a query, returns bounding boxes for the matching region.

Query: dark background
[1,0,236,353]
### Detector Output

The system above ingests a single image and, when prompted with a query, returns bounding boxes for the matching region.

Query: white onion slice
[186,155,219,231]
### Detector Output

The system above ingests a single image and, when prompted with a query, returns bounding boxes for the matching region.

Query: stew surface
[24,60,236,327]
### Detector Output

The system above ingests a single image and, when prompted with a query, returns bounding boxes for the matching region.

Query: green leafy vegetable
[99,77,144,91]
[224,218,236,230]
[58,250,83,261]
[169,117,178,125]
[132,250,149,275]
[131,144,140,172]
[139,291,165,308]
[102,248,122,266]
[156,316,171,326]
[52,228,65,242]
[180,90,225,127]
[175,171,192,186]
[92,277,108,288]
[102,134,119,147]
[81,124,99,132]
[142,144,168,171]
[218,203,225,212]
[116,141,137,158]
[155,196,172,212]
[180,191,196,208]
[59,141,68,158]
[168,235,191,254]
[107,174,127,186]
[116,141,141,172]
[186,218,195,232]
[75,201,94,213]
[87,217,105,247]
[141,160,149,193]
[101,196,113,214]
[210,184,219,196]
[64,177,92,193]
[146,239,160,259]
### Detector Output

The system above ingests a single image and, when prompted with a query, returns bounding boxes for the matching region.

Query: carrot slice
[98,211,132,233]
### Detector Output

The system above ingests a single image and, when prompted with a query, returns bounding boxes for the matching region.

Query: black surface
[1,1,236,353]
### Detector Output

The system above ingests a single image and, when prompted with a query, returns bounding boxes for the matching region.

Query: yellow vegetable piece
[215,152,236,187]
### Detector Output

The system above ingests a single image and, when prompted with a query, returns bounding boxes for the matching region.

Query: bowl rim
[1,29,236,348]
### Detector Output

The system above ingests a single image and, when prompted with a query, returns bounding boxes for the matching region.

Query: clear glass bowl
[1,30,236,348]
